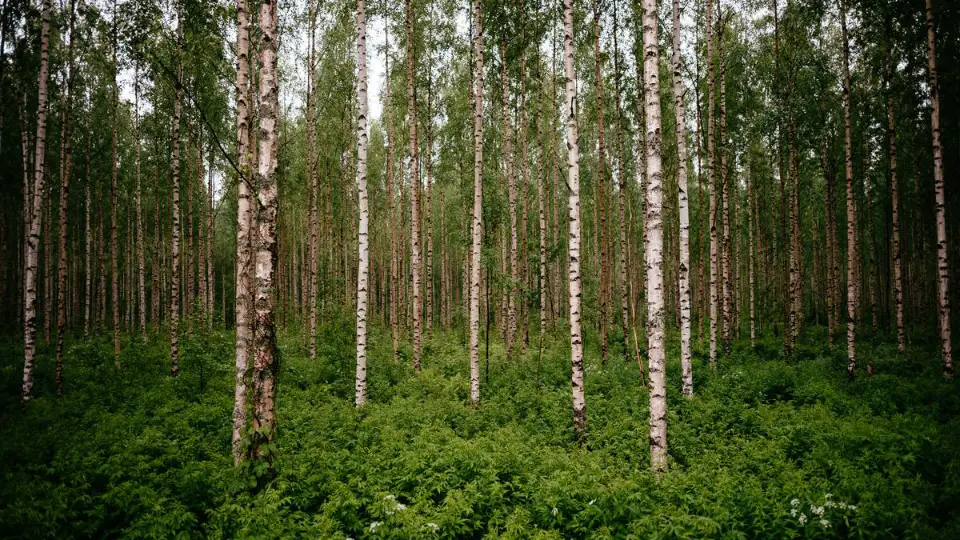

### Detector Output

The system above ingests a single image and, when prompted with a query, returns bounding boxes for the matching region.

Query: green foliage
[1,326,959,538]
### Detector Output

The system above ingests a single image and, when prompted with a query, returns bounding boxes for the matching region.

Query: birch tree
[643,0,667,473]
[355,0,370,407]
[469,0,484,405]
[564,0,586,443]
[671,0,692,396]
[924,0,952,377]
[21,0,53,402]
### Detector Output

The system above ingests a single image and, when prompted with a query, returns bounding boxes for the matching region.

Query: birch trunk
[500,41,517,358]
[171,3,184,375]
[111,16,120,362]
[134,64,147,342]
[925,0,952,376]
[385,26,399,359]
[232,0,253,466]
[671,0,692,396]
[564,0,586,443]
[355,0,370,406]
[55,0,76,397]
[840,1,857,379]
[887,49,905,353]
[21,0,53,402]
[249,0,280,465]
[612,0,629,361]
[469,0,483,405]
[406,0,422,371]
[592,0,608,365]
[706,0,718,367]
[643,0,667,474]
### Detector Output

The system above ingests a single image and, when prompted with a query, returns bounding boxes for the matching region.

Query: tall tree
[840,0,857,380]
[886,45,904,353]
[706,0,717,367]
[406,0,422,372]
[924,0,951,377]
[354,0,370,407]
[249,0,280,467]
[671,0,692,396]
[564,0,586,443]
[21,0,53,402]
[469,0,484,405]
[643,0,667,474]
[171,0,184,375]
[233,0,253,465]
[55,0,77,398]
[111,8,120,362]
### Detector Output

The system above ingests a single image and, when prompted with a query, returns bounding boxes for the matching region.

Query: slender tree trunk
[564,0,586,443]
[384,27,399,359]
[249,0,280,467]
[354,0,369,406]
[749,161,756,346]
[133,63,147,342]
[111,14,120,362]
[592,0,608,365]
[499,41,517,358]
[642,0,667,474]
[232,0,253,466]
[840,1,857,379]
[706,0,717,367]
[171,3,184,375]
[887,48,905,353]
[612,0,630,362]
[469,0,484,405]
[671,0,692,396]
[84,176,91,338]
[925,0,952,376]
[21,0,53,402]
[788,126,800,349]
[406,0,422,372]
[55,0,76,397]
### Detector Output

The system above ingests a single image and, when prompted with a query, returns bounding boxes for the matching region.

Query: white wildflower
[811,506,824,517]
[790,498,800,507]
[395,502,407,511]
[820,519,830,528]
[790,509,797,517]
[369,521,382,532]
[426,523,439,531]
[551,507,559,517]
[825,493,832,499]
[848,505,857,511]
[588,499,596,506]
[798,513,808,525]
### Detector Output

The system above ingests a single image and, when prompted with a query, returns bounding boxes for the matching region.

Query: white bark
[671,0,692,397]
[840,2,857,379]
[925,0,952,376]
[643,0,668,474]
[564,0,586,443]
[469,0,483,405]
[21,0,53,402]
[355,0,370,406]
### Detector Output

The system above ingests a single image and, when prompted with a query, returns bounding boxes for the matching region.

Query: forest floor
[1,313,959,539]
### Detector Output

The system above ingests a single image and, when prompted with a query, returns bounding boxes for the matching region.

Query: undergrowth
[1,313,958,539]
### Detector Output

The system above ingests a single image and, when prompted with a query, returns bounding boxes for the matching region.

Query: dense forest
[1,0,959,536]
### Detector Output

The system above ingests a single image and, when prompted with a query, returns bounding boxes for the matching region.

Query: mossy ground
[1,312,958,538]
